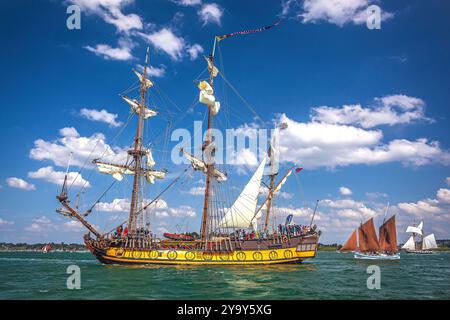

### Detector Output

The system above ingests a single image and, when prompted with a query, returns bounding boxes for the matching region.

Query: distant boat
[401,221,437,254]
[340,214,400,260]
[42,244,52,253]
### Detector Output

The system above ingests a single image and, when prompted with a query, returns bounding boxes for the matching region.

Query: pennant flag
[295,167,303,173]
[216,20,282,42]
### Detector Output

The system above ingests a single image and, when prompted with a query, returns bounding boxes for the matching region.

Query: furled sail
[121,95,158,119]
[146,149,155,168]
[145,170,166,184]
[94,161,134,181]
[379,215,398,253]
[401,235,416,251]
[205,56,219,78]
[197,80,221,116]
[133,69,154,88]
[273,167,294,194]
[422,234,438,250]
[182,149,227,182]
[219,157,267,229]
[268,129,279,175]
[358,218,380,252]
[340,229,357,252]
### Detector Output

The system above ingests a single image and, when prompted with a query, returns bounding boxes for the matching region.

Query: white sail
[95,161,134,181]
[133,69,154,88]
[401,235,416,251]
[268,129,279,175]
[422,234,438,250]
[145,170,166,184]
[406,225,423,235]
[219,157,267,229]
[197,80,220,115]
[417,221,423,230]
[121,95,158,119]
[273,167,294,194]
[146,149,155,168]
[182,149,227,182]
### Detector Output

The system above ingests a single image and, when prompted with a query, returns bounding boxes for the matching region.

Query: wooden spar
[57,193,102,239]
[250,166,295,225]
[200,44,217,243]
[263,174,276,232]
[309,200,319,228]
[128,47,149,235]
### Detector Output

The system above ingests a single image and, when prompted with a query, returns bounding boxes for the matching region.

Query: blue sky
[0,0,449,244]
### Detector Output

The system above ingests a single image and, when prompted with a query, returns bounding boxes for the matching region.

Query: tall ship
[340,211,400,260]
[56,25,321,265]
[401,221,438,254]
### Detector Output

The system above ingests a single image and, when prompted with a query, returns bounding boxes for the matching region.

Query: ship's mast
[128,47,150,235]
[263,171,276,233]
[200,38,218,242]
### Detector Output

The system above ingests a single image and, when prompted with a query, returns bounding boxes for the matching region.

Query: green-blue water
[1,251,449,299]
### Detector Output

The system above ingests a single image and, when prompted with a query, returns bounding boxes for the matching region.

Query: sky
[0,0,449,245]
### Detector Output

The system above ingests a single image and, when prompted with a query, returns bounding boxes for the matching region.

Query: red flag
[295,167,303,173]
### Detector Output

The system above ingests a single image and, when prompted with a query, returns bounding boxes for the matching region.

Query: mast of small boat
[128,47,150,236]
[200,37,218,244]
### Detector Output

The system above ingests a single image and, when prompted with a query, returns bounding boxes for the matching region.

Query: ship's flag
[216,20,282,42]
[295,167,303,173]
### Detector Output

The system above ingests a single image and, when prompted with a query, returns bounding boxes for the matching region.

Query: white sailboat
[401,221,438,254]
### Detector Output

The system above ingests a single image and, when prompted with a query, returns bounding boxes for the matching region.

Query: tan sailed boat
[340,213,400,260]
[56,24,321,266]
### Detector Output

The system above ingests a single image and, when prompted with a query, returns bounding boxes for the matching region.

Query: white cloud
[80,108,122,127]
[0,218,14,226]
[139,28,185,60]
[63,220,85,232]
[184,186,205,196]
[5,177,36,191]
[29,127,127,169]
[339,187,352,196]
[277,113,450,169]
[282,0,393,27]
[187,44,204,60]
[311,95,430,128]
[198,3,223,25]
[172,0,202,6]
[260,186,293,200]
[69,0,143,32]
[137,64,166,78]
[85,43,133,61]
[95,198,196,218]
[25,216,55,233]
[28,166,91,188]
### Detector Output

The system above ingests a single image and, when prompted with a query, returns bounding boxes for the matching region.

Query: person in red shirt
[123,226,128,237]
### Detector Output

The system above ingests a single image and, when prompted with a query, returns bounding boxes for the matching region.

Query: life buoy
[282,235,288,243]
[167,250,178,260]
[150,250,159,259]
[116,248,124,257]
[132,250,141,258]
[284,250,293,259]
[253,251,263,261]
[185,251,195,261]
[236,251,246,261]
[269,251,278,260]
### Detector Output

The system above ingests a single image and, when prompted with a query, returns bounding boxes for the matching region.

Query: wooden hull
[84,234,319,266]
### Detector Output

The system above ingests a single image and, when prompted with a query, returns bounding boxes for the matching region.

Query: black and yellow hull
[85,234,319,266]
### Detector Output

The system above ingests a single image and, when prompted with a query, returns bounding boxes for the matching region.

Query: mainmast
[128,47,150,235]
[200,38,218,242]
[263,137,278,232]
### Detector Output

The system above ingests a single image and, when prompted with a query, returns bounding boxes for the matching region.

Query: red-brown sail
[340,229,357,252]
[379,215,398,253]
[358,218,379,252]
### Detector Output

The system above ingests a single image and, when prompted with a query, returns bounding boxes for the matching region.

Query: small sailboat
[42,244,52,253]
[401,221,438,254]
[340,215,400,260]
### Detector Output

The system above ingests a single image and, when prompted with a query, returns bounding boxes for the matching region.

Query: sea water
[0,251,449,299]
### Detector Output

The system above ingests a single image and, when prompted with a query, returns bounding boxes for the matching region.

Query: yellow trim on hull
[100,247,317,265]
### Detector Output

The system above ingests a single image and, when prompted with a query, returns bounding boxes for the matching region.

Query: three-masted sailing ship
[56,27,321,265]
[340,213,400,260]
[401,221,438,254]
